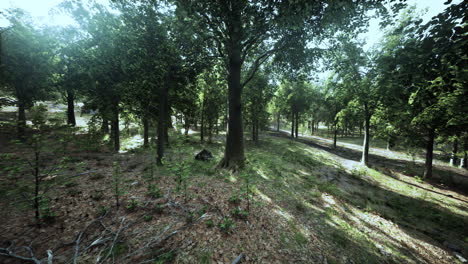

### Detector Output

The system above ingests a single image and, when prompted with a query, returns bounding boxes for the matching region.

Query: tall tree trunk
[460,137,467,169]
[219,9,245,170]
[295,112,299,138]
[333,123,338,149]
[157,69,170,166]
[252,119,255,141]
[449,135,458,166]
[361,104,371,166]
[291,112,295,138]
[112,104,120,152]
[143,116,149,148]
[165,104,170,147]
[386,135,396,151]
[423,128,435,178]
[276,113,280,132]
[34,149,40,222]
[184,116,190,139]
[101,118,109,134]
[66,89,76,126]
[208,120,213,143]
[17,100,26,139]
[200,105,204,143]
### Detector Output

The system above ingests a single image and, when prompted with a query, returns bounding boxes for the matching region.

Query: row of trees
[1,0,466,177]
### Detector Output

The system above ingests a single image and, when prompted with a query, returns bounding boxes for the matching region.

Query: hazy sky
[0,0,460,48]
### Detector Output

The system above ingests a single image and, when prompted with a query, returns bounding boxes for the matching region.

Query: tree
[178,0,397,170]
[1,9,55,138]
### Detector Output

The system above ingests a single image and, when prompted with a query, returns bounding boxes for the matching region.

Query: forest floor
[0,120,467,263]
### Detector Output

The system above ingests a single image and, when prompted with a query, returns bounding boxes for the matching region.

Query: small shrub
[154,204,164,214]
[186,211,195,223]
[228,194,241,205]
[154,251,176,264]
[219,217,235,234]
[97,206,110,217]
[92,190,104,201]
[146,184,162,199]
[205,219,214,228]
[231,207,249,220]
[90,173,105,180]
[143,215,153,222]
[126,199,139,212]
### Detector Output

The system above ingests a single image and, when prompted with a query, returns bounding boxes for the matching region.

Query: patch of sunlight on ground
[274,207,294,221]
[303,201,325,213]
[255,189,272,203]
[256,168,270,180]
[321,193,336,207]
[228,174,237,183]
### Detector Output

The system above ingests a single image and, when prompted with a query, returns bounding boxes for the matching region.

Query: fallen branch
[0,243,44,264]
[232,253,245,264]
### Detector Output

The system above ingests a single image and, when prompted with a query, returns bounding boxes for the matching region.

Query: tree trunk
[449,136,458,166]
[219,7,245,170]
[184,116,190,139]
[386,135,396,151]
[143,116,149,148]
[66,89,76,126]
[460,138,467,169]
[208,120,213,143]
[361,105,371,166]
[34,150,40,221]
[200,106,204,143]
[17,100,26,139]
[295,112,299,138]
[423,128,435,178]
[276,113,280,132]
[333,124,338,149]
[101,118,109,134]
[291,112,295,138]
[157,69,171,166]
[112,105,120,152]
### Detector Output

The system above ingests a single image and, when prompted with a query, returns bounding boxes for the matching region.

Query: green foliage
[143,215,153,222]
[126,199,139,212]
[218,217,235,234]
[112,159,124,208]
[168,161,190,202]
[39,197,57,224]
[231,207,249,220]
[154,251,176,264]
[205,219,214,228]
[146,184,162,199]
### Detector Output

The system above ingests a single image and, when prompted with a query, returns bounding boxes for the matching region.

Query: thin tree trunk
[291,112,295,138]
[295,113,299,138]
[208,120,213,143]
[157,69,171,165]
[112,105,120,152]
[17,100,26,139]
[361,105,371,166]
[333,124,338,149]
[34,149,40,221]
[277,113,280,132]
[66,89,76,126]
[460,137,467,169]
[449,135,458,166]
[200,105,204,143]
[423,128,435,178]
[101,118,109,134]
[143,116,149,148]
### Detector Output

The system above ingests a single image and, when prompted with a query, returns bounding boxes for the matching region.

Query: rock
[195,149,213,161]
